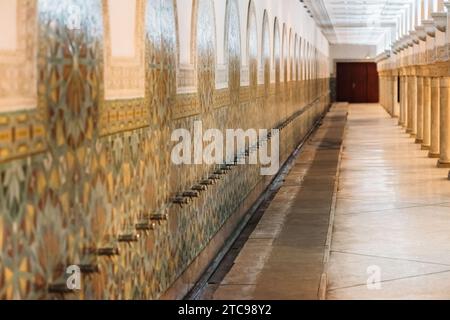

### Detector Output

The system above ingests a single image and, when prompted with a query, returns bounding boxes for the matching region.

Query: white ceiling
[304,0,414,45]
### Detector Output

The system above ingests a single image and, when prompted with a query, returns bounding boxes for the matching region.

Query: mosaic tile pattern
[262,11,271,102]
[225,0,241,107]
[0,0,104,299]
[196,0,216,113]
[0,0,330,300]
[247,0,258,101]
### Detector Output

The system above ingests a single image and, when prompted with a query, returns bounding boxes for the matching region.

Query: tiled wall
[0,0,330,299]
[330,77,337,102]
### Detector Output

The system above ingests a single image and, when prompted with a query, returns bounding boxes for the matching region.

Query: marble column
[389,76,394,115]
[422,77,432,150]
[407,75,417,136]
[400,76,408,127]
[385,77,387,108]
[416,76,424,143]
[429,77,441,158]
[438,77,450,167]
[399,76,404,125]
[394,75,400,117]
[404,75,409,128]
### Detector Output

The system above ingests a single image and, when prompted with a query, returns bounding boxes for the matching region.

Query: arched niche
[0,0,37,113]
[174,0,195,92]
[103,0,146,100]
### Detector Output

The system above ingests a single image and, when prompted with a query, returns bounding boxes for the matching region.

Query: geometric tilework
[0,0,330,300]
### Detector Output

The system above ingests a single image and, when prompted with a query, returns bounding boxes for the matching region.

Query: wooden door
[336,62,379,103]
[366,63,379,103]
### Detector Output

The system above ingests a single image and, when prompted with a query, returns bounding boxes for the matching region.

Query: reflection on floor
[200,103,450,300]
[200,104,348,300]
[327,103,450,300]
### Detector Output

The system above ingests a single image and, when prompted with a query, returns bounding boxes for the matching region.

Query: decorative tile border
[100,99,149,136]
[0,111,46,163]
[172,93,200,120]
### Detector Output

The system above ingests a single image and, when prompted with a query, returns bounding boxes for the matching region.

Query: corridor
[200,103,450,300]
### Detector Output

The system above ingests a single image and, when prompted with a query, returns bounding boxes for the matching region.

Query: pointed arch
[103,0,146,100]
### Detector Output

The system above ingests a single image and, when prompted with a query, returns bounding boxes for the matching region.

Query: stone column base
[421,145,430,151]
[415,138,423,144]
[429,152,440,158]
[437,160,450,168]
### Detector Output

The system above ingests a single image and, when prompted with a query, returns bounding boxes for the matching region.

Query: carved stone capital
[432,12,447,33]
[422,20,436,38]
[415,25,427,42]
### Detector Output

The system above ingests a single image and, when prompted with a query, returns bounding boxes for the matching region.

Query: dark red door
[366,63,379,103]
[336,62,379,103]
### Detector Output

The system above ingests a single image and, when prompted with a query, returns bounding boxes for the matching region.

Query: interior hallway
[3,0,450,302]
[201,103,450,300]
[328,103,450,300]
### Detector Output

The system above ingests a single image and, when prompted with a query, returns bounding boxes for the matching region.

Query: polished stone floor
[327,103,450,300]
[200,103,450,300]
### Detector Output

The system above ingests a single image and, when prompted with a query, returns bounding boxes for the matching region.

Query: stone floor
[201,103,450,300]
[327,103,450,300]
[200,103,348,300]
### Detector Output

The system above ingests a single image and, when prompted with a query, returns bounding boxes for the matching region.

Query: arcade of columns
[378,0,450,169]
